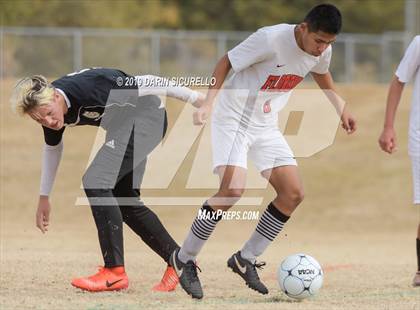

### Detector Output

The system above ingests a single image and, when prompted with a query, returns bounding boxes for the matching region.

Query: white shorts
[211,121,297,174]
[411,156,420,205]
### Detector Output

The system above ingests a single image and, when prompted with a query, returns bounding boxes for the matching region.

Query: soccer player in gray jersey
[11,68,204,292]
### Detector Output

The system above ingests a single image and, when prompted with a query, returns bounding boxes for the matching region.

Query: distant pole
[217,33,227,60]
[0,27,3,79]
[344,37,354,83]
[416,0,420,34]
[405,0,414,35]
[73,30,83,71]
[151,32,160,75]
[404,0,419,45]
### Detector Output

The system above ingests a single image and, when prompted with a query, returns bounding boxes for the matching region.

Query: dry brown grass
[1,79,419,309]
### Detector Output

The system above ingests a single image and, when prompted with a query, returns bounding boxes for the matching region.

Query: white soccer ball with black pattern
[277,253,323,299]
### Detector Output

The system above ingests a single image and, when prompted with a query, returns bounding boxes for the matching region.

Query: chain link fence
[1,27,416,83]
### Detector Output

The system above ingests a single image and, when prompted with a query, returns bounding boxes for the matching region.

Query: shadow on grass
[258,295,302,304]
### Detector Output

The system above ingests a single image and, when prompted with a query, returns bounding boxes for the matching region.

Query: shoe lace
[249,261,266,280]
[185,261,201,280]
[254,262,266,270]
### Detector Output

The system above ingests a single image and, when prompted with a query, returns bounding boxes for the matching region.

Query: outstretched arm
[193,54,232,125]
[37,141,63,233]
[136,75,205,107]
[378,76,405,154]
[311,71,357,134]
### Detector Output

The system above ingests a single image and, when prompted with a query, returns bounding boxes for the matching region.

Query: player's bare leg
[240,165,304,263]
[209,165,248,210]
[170,165,246,299]
[230,165,303,294]
[179,165,247,261]
[262,165,304,216]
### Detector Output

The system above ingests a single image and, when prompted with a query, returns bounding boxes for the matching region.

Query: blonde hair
[10,75,55,115]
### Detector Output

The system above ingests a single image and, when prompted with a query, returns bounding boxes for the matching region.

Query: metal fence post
[0,27,4,79]
[151,32,160,75]
[73,30,82,71]
[380,35,388,83]
[217,33,227,60]
[344,37,355,83]
[0,27,410,84]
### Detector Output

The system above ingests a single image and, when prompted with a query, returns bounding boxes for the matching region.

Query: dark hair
[304,4,342,34]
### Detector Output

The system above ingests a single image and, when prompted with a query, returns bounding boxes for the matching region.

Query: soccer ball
[277,253,323,300]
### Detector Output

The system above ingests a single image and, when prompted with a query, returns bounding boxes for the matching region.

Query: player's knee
[212,188,244,208]
[82,173,94,196]
[120,201,150,221]
[286,188,305,206]
[82,169,95,192]
[113,187,139,198]
[82,172,109,199]
[220,188,244,199]
[82,167,114,193]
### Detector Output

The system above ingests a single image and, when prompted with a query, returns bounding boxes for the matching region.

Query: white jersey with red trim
[395,35,420,156]
[213,23,332,127]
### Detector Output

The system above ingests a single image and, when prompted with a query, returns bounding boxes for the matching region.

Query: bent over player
[378,35,420,287]
[170,4,356,299]
[11,68,204,292]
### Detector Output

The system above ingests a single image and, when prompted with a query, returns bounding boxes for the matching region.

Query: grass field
[1,80,419,309]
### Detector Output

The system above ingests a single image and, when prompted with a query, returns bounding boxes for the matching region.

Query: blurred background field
[1,0,419,82]
[1,1,420,309]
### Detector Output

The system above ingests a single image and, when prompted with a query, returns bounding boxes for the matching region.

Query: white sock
[241,202,289,263]
[178,202,222,263]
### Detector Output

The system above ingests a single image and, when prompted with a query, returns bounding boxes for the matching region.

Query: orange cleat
[71,266,129,292]
[413,271,420,287]
[152,265,179,292]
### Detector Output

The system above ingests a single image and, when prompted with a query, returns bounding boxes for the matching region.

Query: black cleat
[169,248,203,299]
[227,251,268,295]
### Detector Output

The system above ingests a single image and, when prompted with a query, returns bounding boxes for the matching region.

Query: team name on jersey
[260,74,303,91]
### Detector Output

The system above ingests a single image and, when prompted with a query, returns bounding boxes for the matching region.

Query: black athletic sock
[417,238,420,272]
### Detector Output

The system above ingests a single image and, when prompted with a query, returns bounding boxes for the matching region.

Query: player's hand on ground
[378,127,397,154]
[193,103,212,125]
[340,110,356,134]
[36,196,51,233]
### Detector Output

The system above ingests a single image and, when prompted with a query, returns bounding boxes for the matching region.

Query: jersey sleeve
[228,29,273,73]
[396,36,420,83]
[136,75,204,104]
[311,46,332,74]
[42,126,65,146]
[40,141,63,196]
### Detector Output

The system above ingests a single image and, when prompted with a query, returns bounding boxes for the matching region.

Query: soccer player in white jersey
[170,4,356,299]
[378,35,420,287]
